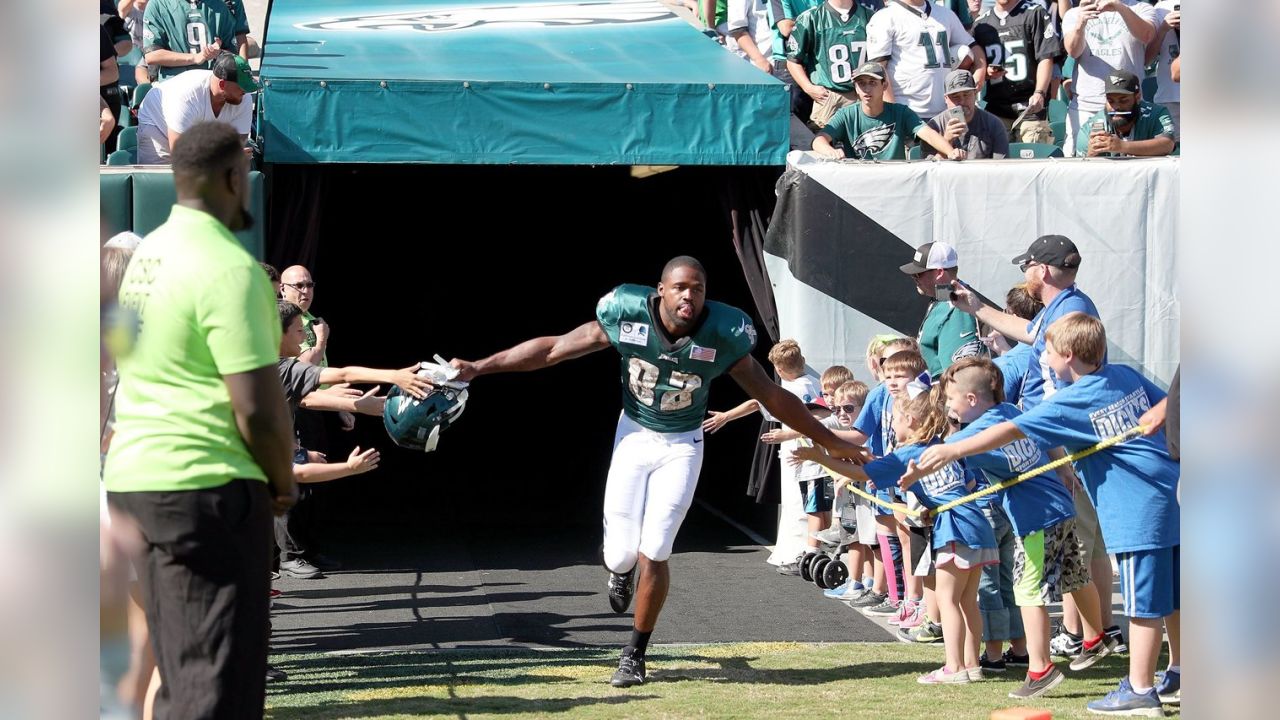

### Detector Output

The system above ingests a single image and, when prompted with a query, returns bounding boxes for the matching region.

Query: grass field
[266,642,1179,720]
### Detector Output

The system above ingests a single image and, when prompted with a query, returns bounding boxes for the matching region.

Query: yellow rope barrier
[832,425,1147,520]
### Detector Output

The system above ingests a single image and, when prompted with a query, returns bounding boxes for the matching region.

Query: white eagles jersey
[866,0,975,118]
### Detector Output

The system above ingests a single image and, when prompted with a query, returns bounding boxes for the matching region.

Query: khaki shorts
[809,89,859,129]
[999,115,1054,145]
[1070,481,1108,563]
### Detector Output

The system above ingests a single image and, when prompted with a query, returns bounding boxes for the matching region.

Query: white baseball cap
[899,241,958,275]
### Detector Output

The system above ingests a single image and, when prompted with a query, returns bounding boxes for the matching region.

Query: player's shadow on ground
[265,693,657,720]
[279,581,524,600]
[271,589,593,616]
[271,612,634,652]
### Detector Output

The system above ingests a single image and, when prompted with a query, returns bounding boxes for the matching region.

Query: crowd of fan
[705,236,1180,714]
[100,0,260,166]
[705,0,1181,159]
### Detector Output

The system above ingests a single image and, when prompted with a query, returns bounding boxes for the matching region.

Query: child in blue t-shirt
[796,381,996,685]
[912,314,1179,716]
[908,357,1116,700]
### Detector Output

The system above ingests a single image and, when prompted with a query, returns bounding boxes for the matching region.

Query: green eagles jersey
[596,284,757,433]
[786,3,873,93]
[819,101,924,160]
[143,0,240,79]
[1076,101,1176,156]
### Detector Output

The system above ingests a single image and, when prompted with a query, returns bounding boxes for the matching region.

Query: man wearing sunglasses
[947,234,1099,411]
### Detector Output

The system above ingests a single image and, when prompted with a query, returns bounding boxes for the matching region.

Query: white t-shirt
[1151,0,1180,105]
[866,0,975,119]
[764,374,828,482]
[137,69,254,139]
[723,0,774,63]
[1062,0,1157,112]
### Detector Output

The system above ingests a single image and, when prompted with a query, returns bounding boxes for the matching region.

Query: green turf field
[267,642,1179,719]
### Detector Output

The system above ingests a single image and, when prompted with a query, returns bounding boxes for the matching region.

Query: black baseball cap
[1104,70,1140,95]
[1012,235,1082,269]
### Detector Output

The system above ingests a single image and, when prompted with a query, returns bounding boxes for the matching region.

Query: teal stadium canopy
[259,0,789,165]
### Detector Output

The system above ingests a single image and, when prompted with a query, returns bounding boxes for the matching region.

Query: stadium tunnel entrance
[265,163,784,546]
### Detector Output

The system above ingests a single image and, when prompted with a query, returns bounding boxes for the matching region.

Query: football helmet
[383,358,469,452]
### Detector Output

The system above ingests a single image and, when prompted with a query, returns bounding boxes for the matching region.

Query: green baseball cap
[212,52,261,93]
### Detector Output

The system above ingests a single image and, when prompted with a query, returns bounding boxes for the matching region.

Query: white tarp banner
[764,151,1179,384]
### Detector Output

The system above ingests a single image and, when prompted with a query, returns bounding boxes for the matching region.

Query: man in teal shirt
[899,241,983,378]
[1077,70,1176,158]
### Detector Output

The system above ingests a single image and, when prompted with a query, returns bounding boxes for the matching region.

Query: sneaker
[307,553,342,571]
[888,599,917,626]
[898,601,925,629]
[775,561,802,576]
[1069,633,1119,671]
[967,667,985,681]
[1002,649,1030,667]
[268,588,282,599]
[811,526,846,545]
[846,590,885,609]
[1086,676,1163,716]
[979,655,1007,673]
[1155,668,1180,704]
[862,598,900,617]
[607,569,635,614]
[609,647,646,688]
[824,581,860,599]
[279,559,324,579]
[270,570,281,581]
[1105,624,1129,654]
[898,620,944,644]
[917,665,970,685]
[265,664,288,683]
[1008,664,1065,699]
[1050,629,1083,658]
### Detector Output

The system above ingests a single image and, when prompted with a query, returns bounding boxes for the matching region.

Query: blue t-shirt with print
[1009,364,1179,553]
[950,403,1075,537]
[994,344,1032,407]
[1021,286,1100,410]
[863,443,997,550]
[853,382,897,513]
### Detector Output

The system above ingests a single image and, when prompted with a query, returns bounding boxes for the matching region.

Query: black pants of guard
[109,479,272,720]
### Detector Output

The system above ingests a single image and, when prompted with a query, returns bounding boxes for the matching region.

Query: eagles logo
[848,124,896,160]
[297,0,676,33]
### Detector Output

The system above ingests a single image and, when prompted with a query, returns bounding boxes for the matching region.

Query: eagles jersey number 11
[596,285,756,434]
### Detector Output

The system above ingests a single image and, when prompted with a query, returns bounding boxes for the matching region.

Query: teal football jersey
[596,284,757,433]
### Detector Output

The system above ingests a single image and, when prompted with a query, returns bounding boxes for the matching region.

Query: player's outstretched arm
[729,356,869,463]
[450,320,610,382]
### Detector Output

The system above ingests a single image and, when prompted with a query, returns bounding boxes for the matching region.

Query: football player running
[450,256,867,688]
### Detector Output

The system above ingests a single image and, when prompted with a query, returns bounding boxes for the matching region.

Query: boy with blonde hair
[705,339,827,571]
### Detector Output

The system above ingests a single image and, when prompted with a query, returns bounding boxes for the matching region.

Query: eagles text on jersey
[596,285,756,433]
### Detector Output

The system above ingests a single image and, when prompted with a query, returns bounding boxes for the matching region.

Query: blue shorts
[874,486,895,516]
[801,477,833,514]
[1117,545,1180,619]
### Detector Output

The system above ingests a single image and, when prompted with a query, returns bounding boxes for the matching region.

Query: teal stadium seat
[106,149,135,165]
[1008,142,1063,159]
[907,145,923,160]
[99,172,133,237]
[1050,121,1066,148]
[118,126,138,152]
[1048,99,1067,125]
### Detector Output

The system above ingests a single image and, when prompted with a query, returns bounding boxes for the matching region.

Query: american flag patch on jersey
[689,344,717,362]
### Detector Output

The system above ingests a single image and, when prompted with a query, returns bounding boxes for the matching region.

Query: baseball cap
[944,69,978,94]
[899,241,959,275]
[1011,234,1082,269]
[1104,69,1140,95]
[850,62,886,82]
[212,52,261,94]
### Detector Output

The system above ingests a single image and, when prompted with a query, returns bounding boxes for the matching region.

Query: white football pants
[602,412,704,572]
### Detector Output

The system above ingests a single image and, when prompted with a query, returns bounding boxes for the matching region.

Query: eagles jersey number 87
[596,285,756,434]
